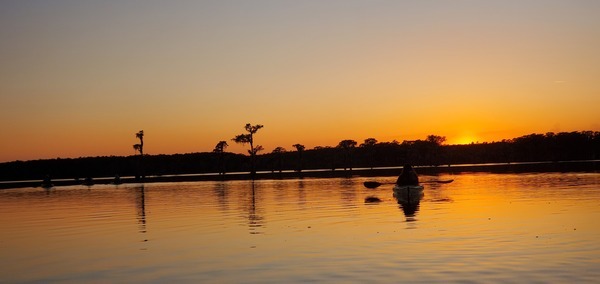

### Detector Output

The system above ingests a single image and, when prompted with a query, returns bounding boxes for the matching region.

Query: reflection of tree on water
[393,188,423,221]
[134,185,147,236]
[213,182,229,212]
[297,180,306,209]
[339,178,357,204]
[247,182,264,235]
[273,180,286,201]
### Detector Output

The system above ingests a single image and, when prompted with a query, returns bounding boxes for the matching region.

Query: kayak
[393,185,424,192]
[393,185,424,203]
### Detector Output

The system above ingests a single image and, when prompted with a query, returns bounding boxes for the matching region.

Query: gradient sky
[1,0,599,162]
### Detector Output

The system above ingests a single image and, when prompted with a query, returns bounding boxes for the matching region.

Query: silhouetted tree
[213,141,228,175]
[426,135,446,146]
[425,134,446,165]
[232,123,264,178]
[214,141,228,153]
[271,147,286,173]
[337,139,357,171]
[2,130,599,184]
[133,130,145,179]
[361,138,378,147]
[513,133,546,162]
[133,130,144,156]
[360,138,378,169]
[292,144,305,172]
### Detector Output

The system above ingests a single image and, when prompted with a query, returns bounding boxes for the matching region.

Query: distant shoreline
[1,160,598,190]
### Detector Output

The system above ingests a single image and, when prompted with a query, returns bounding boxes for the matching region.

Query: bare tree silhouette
[292,144,305,172]
[213,141,228,175]
[232,123,264,179]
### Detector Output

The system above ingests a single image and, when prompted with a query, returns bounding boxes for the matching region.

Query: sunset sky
[1,0,599,162]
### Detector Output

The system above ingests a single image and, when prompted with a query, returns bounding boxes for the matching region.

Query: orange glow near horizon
[1,1,599,162]
[449,135,479,146]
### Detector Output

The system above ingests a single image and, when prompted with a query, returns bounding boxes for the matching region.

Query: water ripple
[1,173,599,283]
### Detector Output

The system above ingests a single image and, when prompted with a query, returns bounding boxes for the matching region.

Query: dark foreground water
[1,172,599,283]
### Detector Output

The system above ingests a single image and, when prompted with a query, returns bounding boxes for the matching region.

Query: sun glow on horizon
[447,132,481,145]
[0,1,599,163]
[451,137,478,145]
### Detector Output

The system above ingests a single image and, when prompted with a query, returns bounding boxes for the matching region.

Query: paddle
[363,179,454,189]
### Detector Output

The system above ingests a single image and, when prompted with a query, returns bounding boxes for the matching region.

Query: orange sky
[1,1,599,162]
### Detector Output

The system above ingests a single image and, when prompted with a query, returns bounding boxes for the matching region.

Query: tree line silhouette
[0,128,598,182]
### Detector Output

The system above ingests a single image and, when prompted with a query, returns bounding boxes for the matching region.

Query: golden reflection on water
[1,173,599,283]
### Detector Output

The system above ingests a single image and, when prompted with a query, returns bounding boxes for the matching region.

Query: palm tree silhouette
[232,123,264,179]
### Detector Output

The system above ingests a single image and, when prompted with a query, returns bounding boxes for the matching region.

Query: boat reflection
[393,186,424,221]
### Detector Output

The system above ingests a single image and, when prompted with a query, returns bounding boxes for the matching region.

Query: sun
[450,133,479,145]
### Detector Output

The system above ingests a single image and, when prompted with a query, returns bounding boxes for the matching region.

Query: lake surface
[1,172,599,283]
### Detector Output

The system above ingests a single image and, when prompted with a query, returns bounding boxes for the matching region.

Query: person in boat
[396,164,419,186]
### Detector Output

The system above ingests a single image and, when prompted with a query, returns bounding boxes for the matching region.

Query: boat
[393,184,424,204]
[393,184,424,193]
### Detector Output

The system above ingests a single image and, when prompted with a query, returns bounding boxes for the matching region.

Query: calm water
[1,172,599,283]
